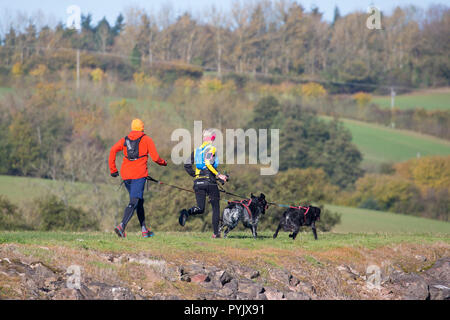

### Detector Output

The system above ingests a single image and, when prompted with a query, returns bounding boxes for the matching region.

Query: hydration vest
[194,143,219,170]
[124,135,146,161]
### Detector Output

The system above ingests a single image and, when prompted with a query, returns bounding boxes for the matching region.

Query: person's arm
[184,151,196,177]
[205,147,219,177]
[109,138,125,175]
[205,146,228,182]
[145,136,167,166]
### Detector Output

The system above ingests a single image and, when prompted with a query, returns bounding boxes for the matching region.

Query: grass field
[327,204,450,234]
[0,87,13,97]
[0,175,118,204]
[322,116,450,165]
[372,88,450,111]
[0,230,448,254]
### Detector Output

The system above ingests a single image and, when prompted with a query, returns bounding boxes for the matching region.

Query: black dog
[273,206,321,240]
[219,193,268,238]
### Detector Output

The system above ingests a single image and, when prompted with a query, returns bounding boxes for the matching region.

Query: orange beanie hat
[131,119,144,132]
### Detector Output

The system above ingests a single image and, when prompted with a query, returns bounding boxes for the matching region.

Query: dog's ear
[260,193,265,199]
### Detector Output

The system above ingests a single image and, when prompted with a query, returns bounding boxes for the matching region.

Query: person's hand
[217,174,228,182]
[159,159,167,166]
[111,171,119,178]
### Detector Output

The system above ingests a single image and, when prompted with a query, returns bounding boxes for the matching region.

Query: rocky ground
[0,242,449,300]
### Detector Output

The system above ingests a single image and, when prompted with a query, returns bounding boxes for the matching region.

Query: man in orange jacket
[109,118,167,238]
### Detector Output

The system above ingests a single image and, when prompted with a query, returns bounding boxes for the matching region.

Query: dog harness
[228,199,253,219]
[290,205,310,223]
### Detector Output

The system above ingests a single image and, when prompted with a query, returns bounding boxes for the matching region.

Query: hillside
[321,116,450,166]
[328,205,450,234]
[0,231,448,300]
[372,88,450,111]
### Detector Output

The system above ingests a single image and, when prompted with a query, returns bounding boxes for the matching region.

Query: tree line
[0,1,449,91]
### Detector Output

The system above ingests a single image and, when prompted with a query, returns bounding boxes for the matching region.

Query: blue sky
[0,0,447,27]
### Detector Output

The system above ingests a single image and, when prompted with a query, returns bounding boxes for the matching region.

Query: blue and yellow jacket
[184,141,220,182]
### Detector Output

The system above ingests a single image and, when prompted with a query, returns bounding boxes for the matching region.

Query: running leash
[145,175,299,209]
[146,176,196,194]
[146,175,246,203]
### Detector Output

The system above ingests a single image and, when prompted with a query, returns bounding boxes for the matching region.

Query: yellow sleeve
[205,146,219,176]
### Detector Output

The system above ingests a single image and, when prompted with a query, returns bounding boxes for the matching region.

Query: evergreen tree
[130,45,141,68]
[332,6,341,27]
[112,13,125,36]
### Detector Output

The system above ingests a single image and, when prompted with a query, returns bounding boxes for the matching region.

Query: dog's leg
[311,221,318,240]
[251,225,257,239]
[224,225,236,238]
[223,226,230,238]
[292,227,300,240]
[273,223,282,239]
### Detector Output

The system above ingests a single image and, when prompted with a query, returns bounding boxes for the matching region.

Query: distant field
[0,175,56,203]
[0,87,13,97]
[0,175,120,212]
[327,204,450,234]
[322,116,450,165]
[372,89,450,111]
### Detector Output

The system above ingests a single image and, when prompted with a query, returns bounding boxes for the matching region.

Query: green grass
[327,204,450,234]
[322,116,450,165]
[0,87,13,97]
[0,175,119,204]
[0,231,448,254]
[0,175,61,203]
[372,90,450,111]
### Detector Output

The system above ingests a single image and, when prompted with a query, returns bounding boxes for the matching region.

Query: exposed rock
[256,292,268,300]
[424,257,450,285]
[285,291,311,300]
[180,274,191,282]
[264,288,284,300]
[268,268,291,285]
[191,274,210,283]
[236,293,251,300]
[415,255,427,262]
[337,265,359,281]
[52,288,79,300]
[389,271,429,300]
[291,281,316,296]
[219,286,235,297]
[2,244,448,301]
[428,284,450,300]
[288,275,300,287]
[219,271,233,286]
[238,280,264,298]
[151,294,181,300]
[223,279,239,292]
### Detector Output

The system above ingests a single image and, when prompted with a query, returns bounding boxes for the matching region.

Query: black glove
[111,171,119,178]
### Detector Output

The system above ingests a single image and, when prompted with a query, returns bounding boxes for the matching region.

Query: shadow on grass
[225,234,272,240]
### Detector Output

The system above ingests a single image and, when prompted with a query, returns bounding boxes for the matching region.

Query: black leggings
[121,198,146,228]
[189,180,221,235]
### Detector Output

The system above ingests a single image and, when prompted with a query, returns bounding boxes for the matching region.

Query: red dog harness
[228,199,253,219]
[290,205,310,223]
